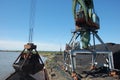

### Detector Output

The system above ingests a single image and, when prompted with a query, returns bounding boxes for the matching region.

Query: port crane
[6,0,49,80]
[63,0,115,79]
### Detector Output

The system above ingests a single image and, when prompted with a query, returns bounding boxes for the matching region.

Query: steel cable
[28,0,37,43]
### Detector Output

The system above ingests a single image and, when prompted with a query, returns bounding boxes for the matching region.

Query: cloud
[0,40,25,50]
[0,40,65,51]
[36,42,65,51]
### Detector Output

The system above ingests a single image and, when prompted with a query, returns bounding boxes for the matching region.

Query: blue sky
[0,0,120,51]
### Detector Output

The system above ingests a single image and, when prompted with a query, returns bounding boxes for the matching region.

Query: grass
[38,51,63,57]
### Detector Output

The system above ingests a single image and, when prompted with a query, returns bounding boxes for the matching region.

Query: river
[0,52,46,80]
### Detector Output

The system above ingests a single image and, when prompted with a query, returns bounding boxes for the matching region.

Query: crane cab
[75,11,100,31]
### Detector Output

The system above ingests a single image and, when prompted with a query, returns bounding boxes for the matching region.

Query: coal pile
[94,43,120,70]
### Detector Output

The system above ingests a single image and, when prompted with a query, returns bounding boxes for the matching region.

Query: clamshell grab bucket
[13,53,44,74]
[13,43,44,74]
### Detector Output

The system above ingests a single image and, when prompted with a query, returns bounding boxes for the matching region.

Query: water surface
[0,52,46,80]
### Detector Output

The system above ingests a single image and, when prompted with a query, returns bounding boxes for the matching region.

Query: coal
[6,72,36,80]
[94,43,120,70]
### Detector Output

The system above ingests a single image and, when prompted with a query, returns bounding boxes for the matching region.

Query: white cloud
[36,42,65,51]
[0,40,26,50]
[0,40,65,51]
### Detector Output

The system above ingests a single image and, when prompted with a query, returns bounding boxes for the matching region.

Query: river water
[0,52,46,80]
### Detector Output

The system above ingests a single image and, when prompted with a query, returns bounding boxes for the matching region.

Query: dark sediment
[46,43,120,80]
[45,54,73,80]
[6,43,120,80]
[95,43,120,70]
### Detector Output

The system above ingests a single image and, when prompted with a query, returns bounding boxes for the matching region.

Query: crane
[6,0,47,80]
[72,0,100,31]
[63,0,115,79]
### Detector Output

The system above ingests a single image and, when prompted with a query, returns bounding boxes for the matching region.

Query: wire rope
[28,0,37,43]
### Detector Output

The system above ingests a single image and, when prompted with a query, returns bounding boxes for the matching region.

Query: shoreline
[42,53,73,80]
[42,53,118,80]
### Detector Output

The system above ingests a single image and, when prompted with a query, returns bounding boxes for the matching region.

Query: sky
[0,0,120,51]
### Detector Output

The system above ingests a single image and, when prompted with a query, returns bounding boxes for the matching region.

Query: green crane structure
[63,0,115,79]
[72,0,100,49]
[72,0,94,22]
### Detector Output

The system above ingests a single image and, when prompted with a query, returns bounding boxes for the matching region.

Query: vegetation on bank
[38,51,63,57]
[0,50,63,54]
[0,50,21,52]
